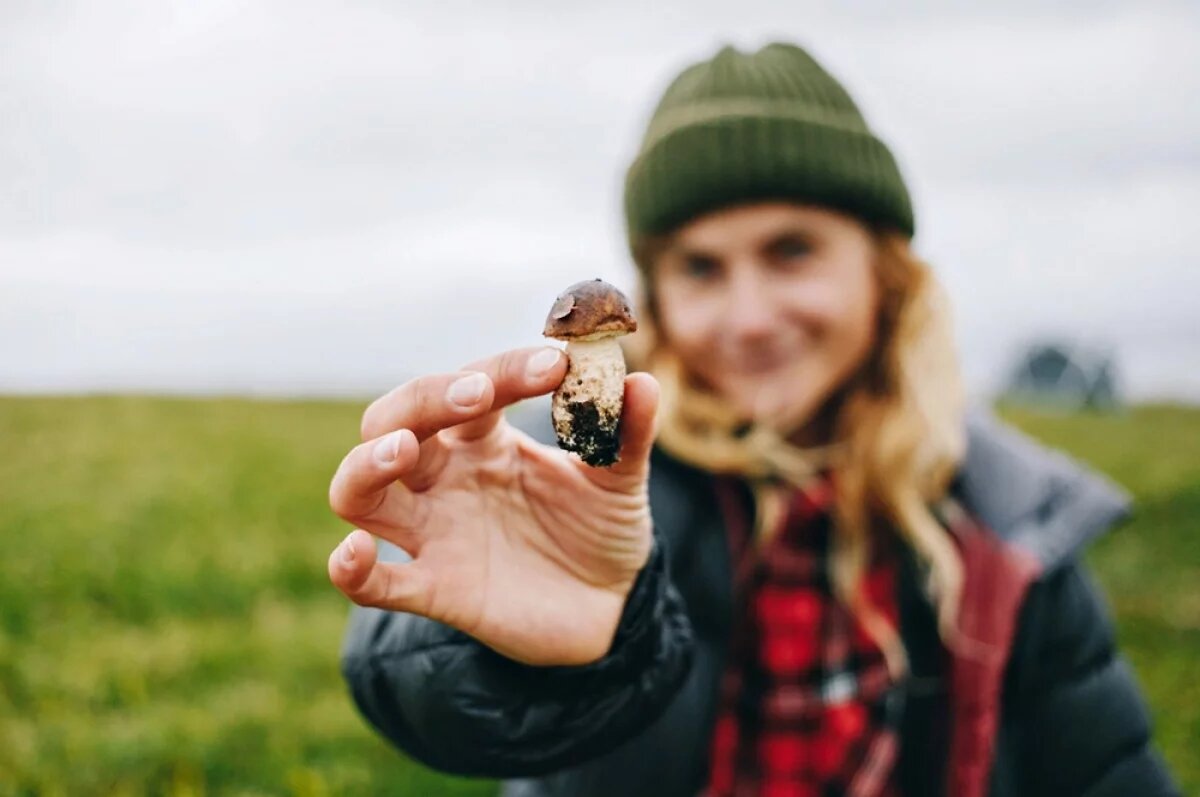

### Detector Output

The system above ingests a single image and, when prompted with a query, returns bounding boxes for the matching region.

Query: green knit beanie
[624,42,915,248]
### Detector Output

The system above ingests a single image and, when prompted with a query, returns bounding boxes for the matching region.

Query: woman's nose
[723,270,777,341]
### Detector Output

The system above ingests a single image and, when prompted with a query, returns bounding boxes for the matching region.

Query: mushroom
[543,278,638,467]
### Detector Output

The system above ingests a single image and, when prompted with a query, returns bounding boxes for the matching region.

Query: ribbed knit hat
[624,42,914,246]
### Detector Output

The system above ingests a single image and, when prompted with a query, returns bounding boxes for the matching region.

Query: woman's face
[651,202,880,433]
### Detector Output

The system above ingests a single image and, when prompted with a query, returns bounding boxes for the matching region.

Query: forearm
[339,534,695,777]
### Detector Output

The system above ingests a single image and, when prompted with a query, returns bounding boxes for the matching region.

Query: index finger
[361,346,567,442]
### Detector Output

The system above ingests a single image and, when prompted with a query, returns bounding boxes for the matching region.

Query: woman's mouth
[728,350,794,376]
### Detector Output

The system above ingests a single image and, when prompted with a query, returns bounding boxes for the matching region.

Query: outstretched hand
[328,346,659,666]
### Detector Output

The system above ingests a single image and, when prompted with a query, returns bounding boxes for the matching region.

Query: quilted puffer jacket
[340,410,1179,796]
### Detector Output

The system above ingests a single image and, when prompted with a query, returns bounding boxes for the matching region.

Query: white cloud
[2,0,1197,400]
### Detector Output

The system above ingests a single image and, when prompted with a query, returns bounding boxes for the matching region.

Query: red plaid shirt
[705,475,903,797]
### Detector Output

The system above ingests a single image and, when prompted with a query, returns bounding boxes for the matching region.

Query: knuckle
[415,378,439,415]
[347,587,376,608]
[349,573,384,608]
[502,349,526,383]
[362,375,454,442]
[337,577,372,607]
[360,379,414,440]
[327,455,361,519]
[360,393,388,441]
[328,484,355,520]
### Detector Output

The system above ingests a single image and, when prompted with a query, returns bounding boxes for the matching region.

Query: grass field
[1,396,1196,795]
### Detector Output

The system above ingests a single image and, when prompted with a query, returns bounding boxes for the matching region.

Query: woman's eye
[682,256,719,280]
[772,237,812,262]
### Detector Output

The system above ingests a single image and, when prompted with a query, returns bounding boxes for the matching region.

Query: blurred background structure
[1002,339,1121,411]
[2,1,1198,795]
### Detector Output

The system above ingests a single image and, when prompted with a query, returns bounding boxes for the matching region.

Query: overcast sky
[2,0,1197,401]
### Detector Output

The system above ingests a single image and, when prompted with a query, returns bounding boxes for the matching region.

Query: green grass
[0,396,1196,794]
[996,403,1200,788]
[0,396,493,796]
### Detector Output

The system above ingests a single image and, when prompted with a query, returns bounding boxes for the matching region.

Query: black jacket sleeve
[338,533,695,778]
[1008,561,1180,797]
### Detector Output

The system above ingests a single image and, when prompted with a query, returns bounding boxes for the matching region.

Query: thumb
[592,372,659,481]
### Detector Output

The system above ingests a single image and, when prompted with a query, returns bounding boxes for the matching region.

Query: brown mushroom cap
[543,278,638,340]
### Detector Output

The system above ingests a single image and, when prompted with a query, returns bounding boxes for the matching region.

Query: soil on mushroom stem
[562,399,621,467]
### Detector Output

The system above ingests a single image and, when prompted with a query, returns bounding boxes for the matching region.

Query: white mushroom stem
[563,335,626,415]
[551,333,627,466]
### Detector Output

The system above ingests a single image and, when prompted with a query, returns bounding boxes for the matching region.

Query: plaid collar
[706,472,903,797]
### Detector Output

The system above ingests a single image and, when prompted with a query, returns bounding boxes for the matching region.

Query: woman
[328,43,1178,796]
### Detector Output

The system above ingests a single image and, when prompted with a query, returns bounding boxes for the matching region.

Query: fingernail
[339,534,356,565]
[527,347,562,379]
[373,430,402,464]
[447,372,488,407]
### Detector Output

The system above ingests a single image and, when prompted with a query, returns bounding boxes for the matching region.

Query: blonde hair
[628,231,966,676]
